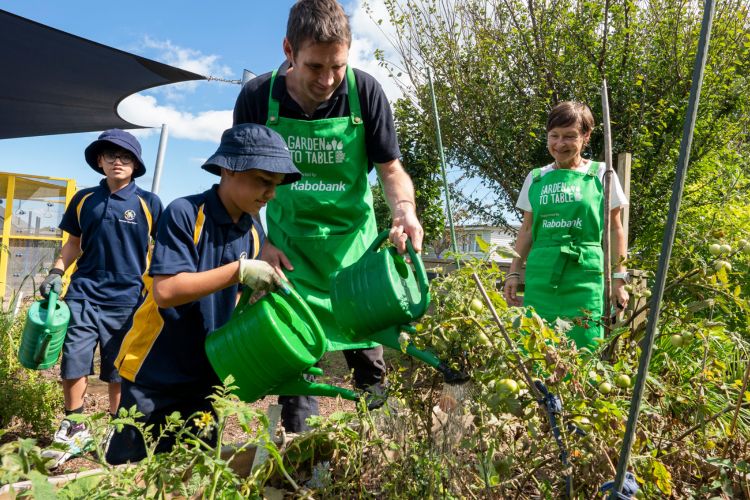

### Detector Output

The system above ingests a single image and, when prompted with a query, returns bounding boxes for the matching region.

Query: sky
[0,0,403,206]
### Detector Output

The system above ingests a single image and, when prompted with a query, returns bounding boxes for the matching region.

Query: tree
[371,97,446,247]
[369,0,750,245]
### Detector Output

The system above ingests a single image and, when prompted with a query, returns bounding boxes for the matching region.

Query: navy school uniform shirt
[59,179,163,306]
[115,185,264,389]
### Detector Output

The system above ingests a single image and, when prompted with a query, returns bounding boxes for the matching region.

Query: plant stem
[722,358,750,458]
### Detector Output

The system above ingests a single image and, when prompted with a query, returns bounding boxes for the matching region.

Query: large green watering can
[18,291,70,370]
[330,230,468,383]
[206,286,360,403]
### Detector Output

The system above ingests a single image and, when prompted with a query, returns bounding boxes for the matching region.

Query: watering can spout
[437,361,471,385]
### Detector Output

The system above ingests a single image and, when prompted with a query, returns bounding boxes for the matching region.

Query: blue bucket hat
[84,129,146,178]
[202,124,301,185]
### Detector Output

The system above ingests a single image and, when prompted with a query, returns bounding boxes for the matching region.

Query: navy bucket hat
[84,129,146,178]
[202,124,301,185]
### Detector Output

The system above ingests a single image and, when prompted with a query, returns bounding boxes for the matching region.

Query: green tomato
[615,374,631,389]
[642,289,652,298]
[709,243,722,256]
[478,332,492,347]
[737,239,748,250]
[572,416,592,433]
[670,334,684,348]
[743,242,750,255]
[681,332,694,344]
[720,244,732,255]
[470,298,484,313]
[598,382,613,395]
[714,260,732,272]
[497,378,520,396]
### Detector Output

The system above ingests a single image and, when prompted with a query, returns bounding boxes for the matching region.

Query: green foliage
[371,98,446,246]
[0,309,61,436]
[373,0,750,242]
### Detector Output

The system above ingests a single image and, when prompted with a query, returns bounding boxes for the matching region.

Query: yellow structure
[0,171,76,302]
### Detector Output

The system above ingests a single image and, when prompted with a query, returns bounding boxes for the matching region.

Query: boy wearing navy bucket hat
[39,129,163,465]
[106,123,300,465]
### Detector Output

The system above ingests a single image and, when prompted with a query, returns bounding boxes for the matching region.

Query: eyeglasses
[101,151,135,165]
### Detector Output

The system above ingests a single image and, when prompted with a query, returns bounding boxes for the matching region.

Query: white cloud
[117,94,231,142]
[347,0,408,101]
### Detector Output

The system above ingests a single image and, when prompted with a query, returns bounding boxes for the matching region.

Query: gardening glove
[39,268,63,299]
[238,259,284,294]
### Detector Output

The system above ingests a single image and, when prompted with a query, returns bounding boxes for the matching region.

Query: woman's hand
[612,280,630,312]
[503,275,523,306]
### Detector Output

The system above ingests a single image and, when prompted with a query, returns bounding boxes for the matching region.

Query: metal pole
[601,80,614,325]
[611,0,716,495]
[151,124,169,195]
[427,67,459,258]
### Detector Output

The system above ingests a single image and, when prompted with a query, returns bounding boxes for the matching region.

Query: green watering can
[18,291,70,370]
[330,230,469,383]
[206,286,359,403]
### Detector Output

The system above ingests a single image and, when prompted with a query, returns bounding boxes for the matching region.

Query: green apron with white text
[266,66,378,350]
[524,162,604,351]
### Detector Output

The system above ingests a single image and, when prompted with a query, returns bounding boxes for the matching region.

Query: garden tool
[205,286,359,404]
[18,290,70,369]
[330,230,469,384]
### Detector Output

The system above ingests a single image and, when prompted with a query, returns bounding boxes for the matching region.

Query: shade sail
[0,9,206,139]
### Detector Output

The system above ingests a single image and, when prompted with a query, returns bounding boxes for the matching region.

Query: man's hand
[238,259,284,293]
[260,241,294,281]
[390,201,424,255]
[39,268,63,299]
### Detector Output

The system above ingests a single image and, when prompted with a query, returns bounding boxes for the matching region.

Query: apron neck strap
[266,66,363,126]
[531,168,542,182]
[267,69,281,125]
[346,66,363,125]
[586,161,599,176]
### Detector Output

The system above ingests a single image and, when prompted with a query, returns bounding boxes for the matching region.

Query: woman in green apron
[503,102,629,351]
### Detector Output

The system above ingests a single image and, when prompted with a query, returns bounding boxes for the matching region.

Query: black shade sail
[0,9,206,139]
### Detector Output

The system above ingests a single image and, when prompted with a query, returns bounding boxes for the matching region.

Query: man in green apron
[233,0,423,431]
[503,102,629,351]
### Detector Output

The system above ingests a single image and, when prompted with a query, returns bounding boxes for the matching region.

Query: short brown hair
[286,0,351,53]
[546,101,595,136]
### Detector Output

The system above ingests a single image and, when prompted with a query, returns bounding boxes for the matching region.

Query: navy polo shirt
[59,179,163,306]
[116,185,265,388]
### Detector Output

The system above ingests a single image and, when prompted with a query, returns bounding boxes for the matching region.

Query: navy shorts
[105,380,217,465]
[60,299,136,383]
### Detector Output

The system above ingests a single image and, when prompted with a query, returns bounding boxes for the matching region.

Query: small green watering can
[330,230,468,383]
[206,286,359,403]
[18,291,70,370]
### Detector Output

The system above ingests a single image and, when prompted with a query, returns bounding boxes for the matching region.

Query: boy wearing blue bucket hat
[38,129,163,464]
[105,123,300,465]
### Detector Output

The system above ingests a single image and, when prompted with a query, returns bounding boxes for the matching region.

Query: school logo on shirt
[119,209,138,225]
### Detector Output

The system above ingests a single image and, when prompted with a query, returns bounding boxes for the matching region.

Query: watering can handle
[233,284,327,359]
[34,291,59,364]
[368,230,431,313]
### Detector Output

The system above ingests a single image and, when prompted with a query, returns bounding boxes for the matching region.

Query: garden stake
[472,272,573,497]
[722,358,750,458]
[601,79,614,328]
[610,0,717,496]
[428,67,460,266]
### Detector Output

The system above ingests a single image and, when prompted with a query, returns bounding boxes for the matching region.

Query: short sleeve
[515,172,534,212]
[59,190,86,237]
[357,70,400,165]
[598,164,629,209]
[149,195,165,239]
[150,199,199,276]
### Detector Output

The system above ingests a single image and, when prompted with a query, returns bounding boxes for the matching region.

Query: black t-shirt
[232,61,400,168]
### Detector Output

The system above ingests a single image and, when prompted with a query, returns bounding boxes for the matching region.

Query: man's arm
[376,158,424,254]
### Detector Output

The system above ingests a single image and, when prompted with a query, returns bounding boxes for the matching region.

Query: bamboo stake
[601,80,614,327]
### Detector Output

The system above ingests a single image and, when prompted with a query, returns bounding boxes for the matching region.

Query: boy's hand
[40,268,64,299]
[238,259,283,292]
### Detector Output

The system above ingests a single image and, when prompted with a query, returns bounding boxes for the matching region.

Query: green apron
[266,66,378,351]
[524,161,604,350]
